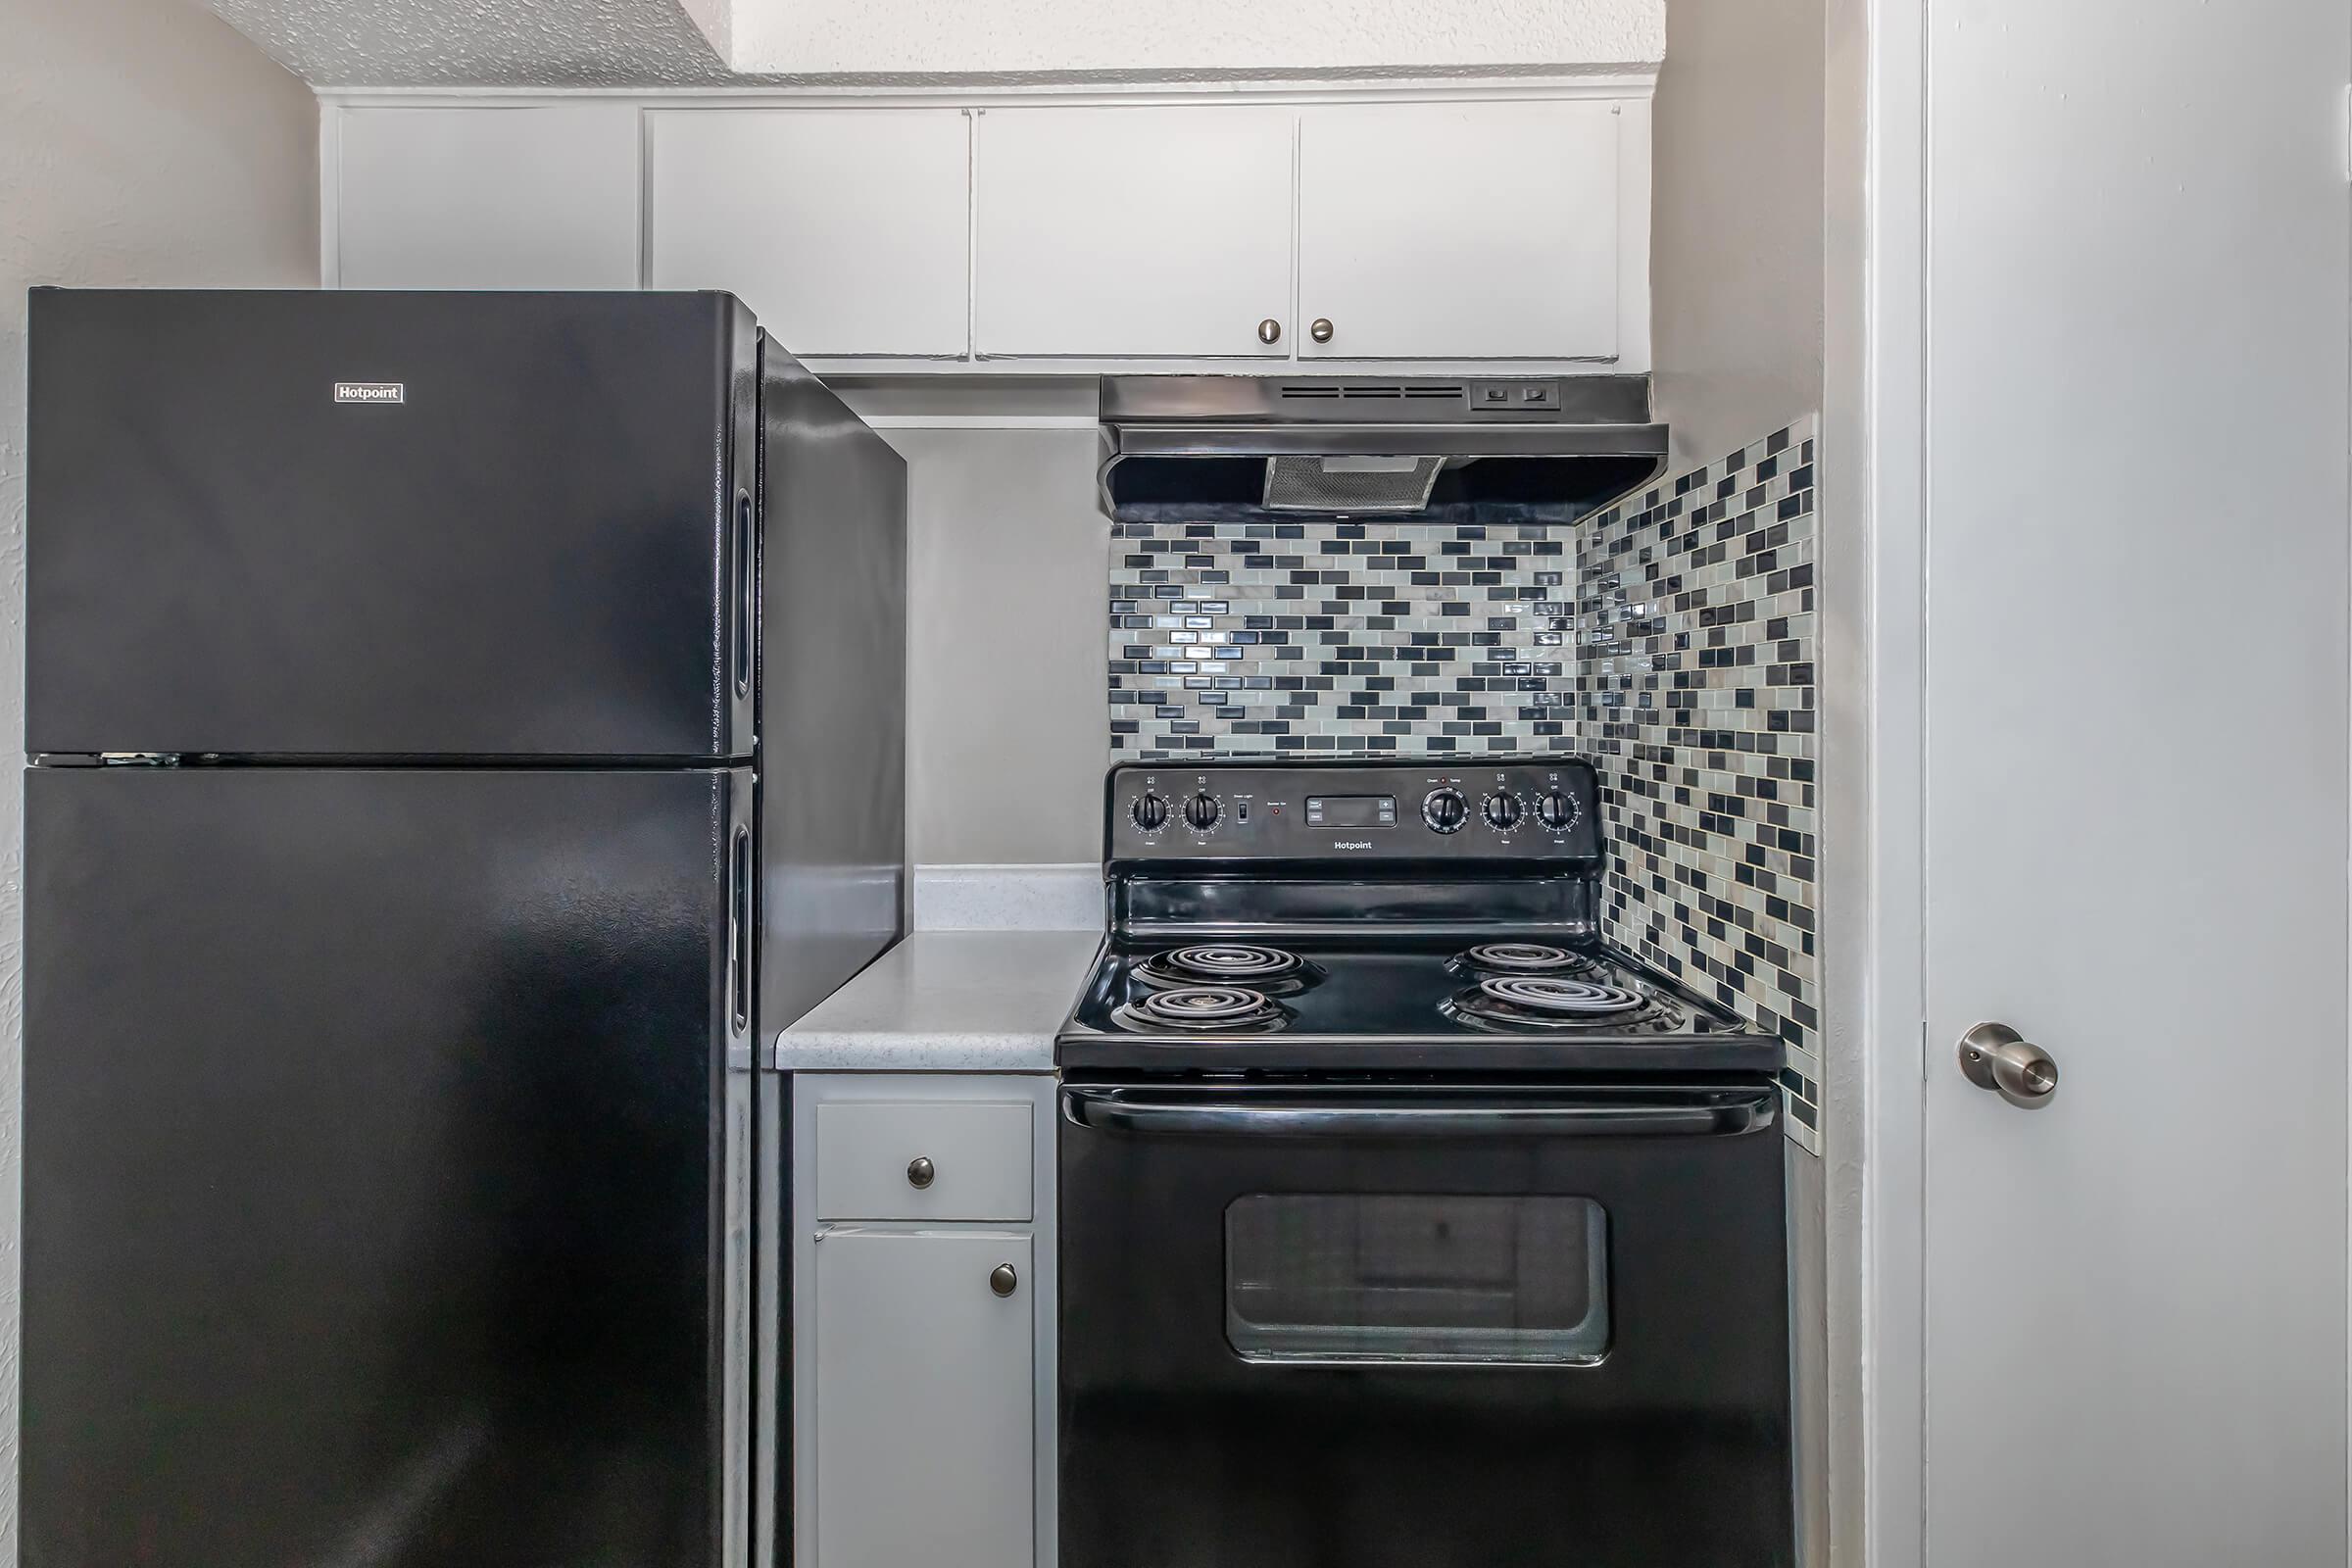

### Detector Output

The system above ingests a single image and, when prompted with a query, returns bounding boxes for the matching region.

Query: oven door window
[1224,1194,1610,1365]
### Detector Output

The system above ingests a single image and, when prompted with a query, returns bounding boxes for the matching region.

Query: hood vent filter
[1263,454,1445,514]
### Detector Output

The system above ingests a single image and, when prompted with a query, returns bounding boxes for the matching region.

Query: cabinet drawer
[815,1100,1033,1222]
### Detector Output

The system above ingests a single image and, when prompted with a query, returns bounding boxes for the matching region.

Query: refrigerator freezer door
[22,764,753,1568]
[25,289,758,760]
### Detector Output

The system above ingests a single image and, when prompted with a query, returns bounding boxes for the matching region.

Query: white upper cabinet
[972,106,1295,359]
[648,109,971,358]
[323,93,1649,366]
[335,105,641,290]
[1297,101,1622,360]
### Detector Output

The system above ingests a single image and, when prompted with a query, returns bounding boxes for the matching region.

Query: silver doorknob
[1257,318,1283,345]
[906,1156,935,1189]
[990,1263,1019,1298]
[1309,318,1335,344]
[1957,1021,2060,1109]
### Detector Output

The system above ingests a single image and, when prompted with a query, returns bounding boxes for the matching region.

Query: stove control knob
[1184,792,1221,831]
[1538,789,1580,832]
[1422,788,1469,834]
[1132,792,1169,832]
[1483,791,1522,831]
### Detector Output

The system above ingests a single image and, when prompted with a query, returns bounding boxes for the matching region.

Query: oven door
[1058,1080,1792,1568]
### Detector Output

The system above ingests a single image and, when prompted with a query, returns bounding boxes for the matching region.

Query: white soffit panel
[212,0,1664,86]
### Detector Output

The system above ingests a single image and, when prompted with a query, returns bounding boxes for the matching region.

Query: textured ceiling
[207,0,734,86]
[208,0,1665,86]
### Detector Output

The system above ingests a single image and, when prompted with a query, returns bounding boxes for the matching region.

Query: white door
[333,105,640,290]
[1921,2,2350,1562]
[813,1230,1035,1568]
[1295,101,1622,361]
[971,106,1295,359]
[647,109,971,358]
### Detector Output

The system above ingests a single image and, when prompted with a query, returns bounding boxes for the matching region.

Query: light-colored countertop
[776,928,1102,1072]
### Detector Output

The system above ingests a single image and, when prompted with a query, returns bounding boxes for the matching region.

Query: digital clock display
[1303,795,1397,829]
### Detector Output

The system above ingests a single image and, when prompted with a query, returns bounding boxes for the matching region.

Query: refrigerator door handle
[726,820,754,1070]
[721,772,756,1568]
[720,1060,753,1568]
[732,490,756,702]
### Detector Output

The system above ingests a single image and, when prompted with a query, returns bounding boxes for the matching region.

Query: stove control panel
[1107,760,1601,862]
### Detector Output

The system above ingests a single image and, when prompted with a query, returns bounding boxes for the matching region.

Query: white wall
[1647,3,1838,1562]
[0,0,318,1548]
[887,425,1109,866]
[1647,0,1826,472]
[1816,0,1870,1557]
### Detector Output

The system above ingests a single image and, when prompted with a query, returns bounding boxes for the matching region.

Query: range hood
[1097,374,1667,522]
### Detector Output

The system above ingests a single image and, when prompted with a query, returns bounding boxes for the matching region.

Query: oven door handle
[1061,1089,1779,1140]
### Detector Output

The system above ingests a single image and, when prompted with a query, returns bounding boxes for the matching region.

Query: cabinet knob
[1257,318,1283,345]
[1309,318,1335,344]
[906,1155,935,1189]
[990,1263,1019,1298]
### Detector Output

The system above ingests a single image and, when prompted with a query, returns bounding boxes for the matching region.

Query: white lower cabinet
[794,1073,1057,1568]
[814,1231,1036,1568]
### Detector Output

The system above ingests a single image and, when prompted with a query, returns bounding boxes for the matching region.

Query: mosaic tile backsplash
[1104,417,1821,1152]
[1107,514,1580,755]
[1576,416,1821,1152]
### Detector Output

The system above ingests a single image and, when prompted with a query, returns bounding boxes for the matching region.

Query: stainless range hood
[1097,374,1667,521]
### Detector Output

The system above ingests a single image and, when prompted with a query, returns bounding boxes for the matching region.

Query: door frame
[1853,0,1928,1565]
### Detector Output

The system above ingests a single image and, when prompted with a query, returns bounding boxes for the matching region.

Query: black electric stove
[1056,757,1783,1078]
[1055,759,1795,1568]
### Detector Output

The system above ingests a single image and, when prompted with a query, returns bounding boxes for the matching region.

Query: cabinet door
[648,109,970,358]
[815,1231,1035,1568]
[1298,101,1621,360]
[335,105,640,290]
[974,106,1294,359]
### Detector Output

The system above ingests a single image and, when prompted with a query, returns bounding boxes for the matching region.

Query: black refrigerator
[20,289,906,1568]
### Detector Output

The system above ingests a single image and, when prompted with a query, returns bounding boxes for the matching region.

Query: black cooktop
[1058,933,1782,1076]
[1064,758,1785,1077]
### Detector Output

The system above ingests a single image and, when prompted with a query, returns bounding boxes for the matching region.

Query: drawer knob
[990,1263,1019,1298]
[906,1155,935,1189]
[1309,318,1335,344]
[1257,318,1283,345]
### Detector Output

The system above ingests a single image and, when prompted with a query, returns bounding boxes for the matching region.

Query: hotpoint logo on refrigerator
[332,381,405,405]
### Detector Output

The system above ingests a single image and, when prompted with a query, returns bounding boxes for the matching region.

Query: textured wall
[0,0,318,1549]
[898,427,1109,866]
[1647,0,1825,471]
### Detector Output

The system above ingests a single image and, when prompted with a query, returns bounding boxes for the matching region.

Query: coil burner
[1111,984,1291,1035]
[1446,942,1608,982]
[1136,943,1314,995]
[1445,975,1681,1033]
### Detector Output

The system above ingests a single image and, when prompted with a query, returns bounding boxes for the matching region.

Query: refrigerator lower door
[22,764,755,1568]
